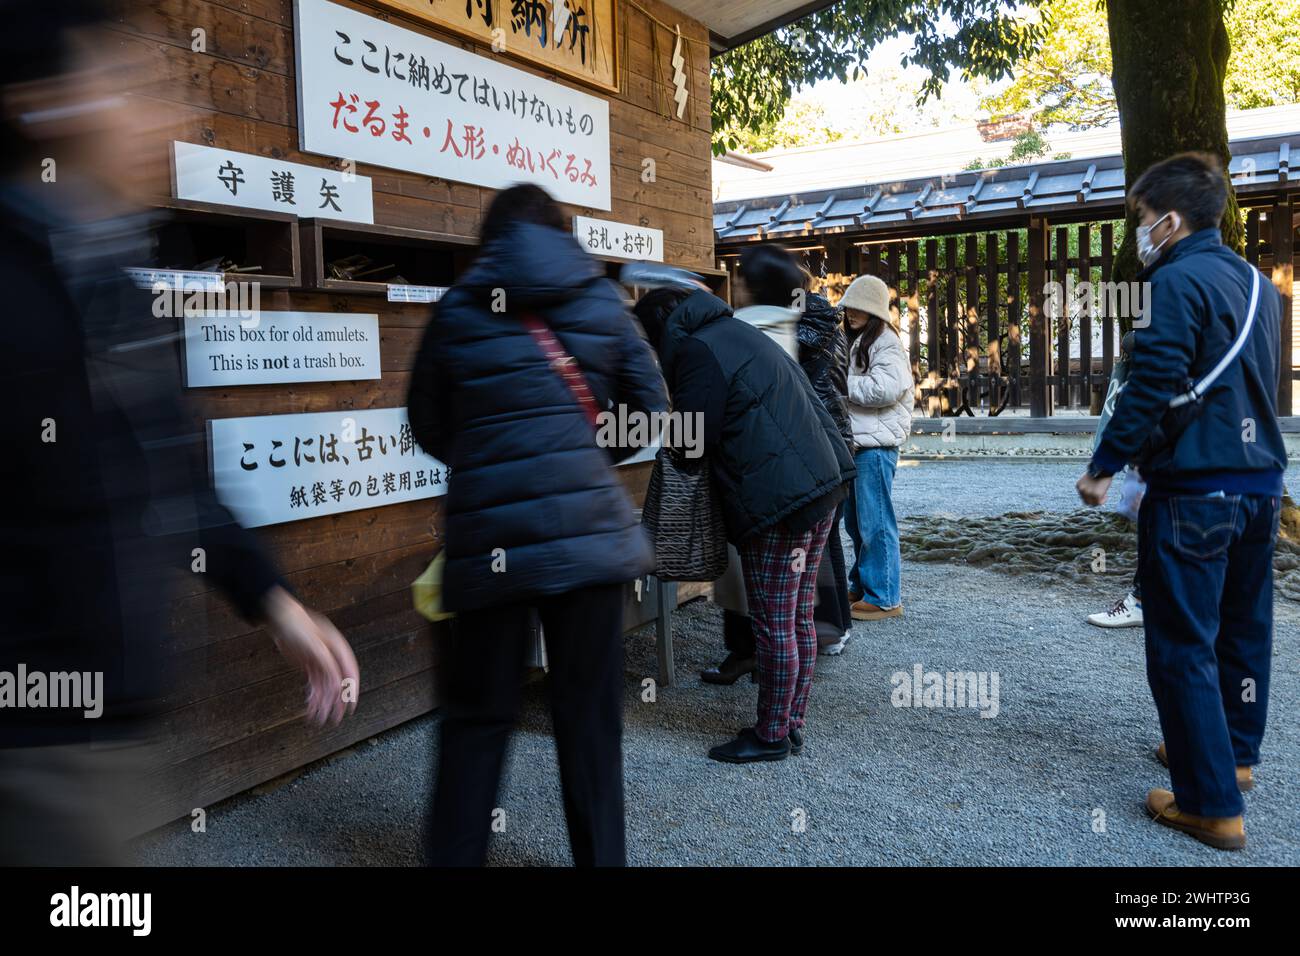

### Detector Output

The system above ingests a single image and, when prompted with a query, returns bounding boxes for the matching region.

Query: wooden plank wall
[111,0,713,830]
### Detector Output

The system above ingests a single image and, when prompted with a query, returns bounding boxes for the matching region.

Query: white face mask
[1136,212,1179,267]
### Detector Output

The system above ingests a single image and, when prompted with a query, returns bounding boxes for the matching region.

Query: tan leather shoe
[851,601,903,621]
[1146,788,1245,850]
[1155,741,1254,791]
[848,589,863,604]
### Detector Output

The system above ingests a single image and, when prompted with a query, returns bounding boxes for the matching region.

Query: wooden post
[1273,197,1295,416]
[1007,230,1022,406]
[886,243,902,330]
[964,234,980,410]
[946,236,960,402]
[1101,222,1115,379]
[926,239,941,413]
[1054,226,1070,407]
[986,232,1001,410]
[1027,217,1053,417]
[1246,209,1260,267]
[907,241,921,385]
[1078,223,1093,406]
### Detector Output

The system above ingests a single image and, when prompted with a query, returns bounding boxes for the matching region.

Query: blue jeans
[1139,492,1278,818]
[846,446,901,609]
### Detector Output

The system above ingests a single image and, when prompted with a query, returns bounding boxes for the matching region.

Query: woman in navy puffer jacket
[407,185,666,867]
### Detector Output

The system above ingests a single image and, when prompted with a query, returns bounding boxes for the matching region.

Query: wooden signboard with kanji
[367,0,619,93]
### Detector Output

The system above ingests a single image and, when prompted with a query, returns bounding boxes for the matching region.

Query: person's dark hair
[844,310,894,375]
[1128,152,1228,232]
[739,245,804,307]
[479,184,567,245]
[632,287,690,351]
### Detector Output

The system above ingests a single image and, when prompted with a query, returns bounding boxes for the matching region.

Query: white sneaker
[1087,593,1143,629]
[818,633,850,656]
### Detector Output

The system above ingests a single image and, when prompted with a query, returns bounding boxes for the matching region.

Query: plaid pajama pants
[739,513,835,743]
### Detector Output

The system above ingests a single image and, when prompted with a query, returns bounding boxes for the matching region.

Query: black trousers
[724,502,850,657]
[426,582,626,867]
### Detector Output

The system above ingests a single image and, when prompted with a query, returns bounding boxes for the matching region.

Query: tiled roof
[714,133,1297,243]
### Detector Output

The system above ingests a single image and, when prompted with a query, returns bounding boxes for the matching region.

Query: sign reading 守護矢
[293,0,611,209]
[210,407,448,528]
[182,311,381,388]
[173,142,374,223]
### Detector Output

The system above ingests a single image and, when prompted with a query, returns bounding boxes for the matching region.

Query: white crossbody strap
[1168,266,1261,409]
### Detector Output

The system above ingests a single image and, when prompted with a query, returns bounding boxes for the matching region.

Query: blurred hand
[261,586,360,725]
[1076,472,1113,507]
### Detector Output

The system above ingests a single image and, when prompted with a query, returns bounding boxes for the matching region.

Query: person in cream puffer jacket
[847,319,913,449]
[840,274,914,621]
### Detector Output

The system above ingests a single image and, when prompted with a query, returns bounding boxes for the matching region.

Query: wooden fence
[720,195,1297,417]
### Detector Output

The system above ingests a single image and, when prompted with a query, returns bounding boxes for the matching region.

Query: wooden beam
[1027,217,1053,417]
[1273,197,1295,415]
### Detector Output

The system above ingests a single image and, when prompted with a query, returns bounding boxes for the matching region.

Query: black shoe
[709,728,790,764]
[734,726,802,755]
[701,653,756,686]
[789,727,803,756]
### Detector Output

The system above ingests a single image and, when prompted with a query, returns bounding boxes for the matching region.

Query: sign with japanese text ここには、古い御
[173,141,374,223]
[210,407,449,528]
[293,0,611,209]
[181,312,381,388]
[366,0,619,94]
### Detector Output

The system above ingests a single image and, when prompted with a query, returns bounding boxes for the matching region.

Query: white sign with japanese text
[182,311,381,388]
[387,284,448,303]
[573,215,663,262]
[173,141,374,223]
[210,407,447,528]
[293,0,611,209]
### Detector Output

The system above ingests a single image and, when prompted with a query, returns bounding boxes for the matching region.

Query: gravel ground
[133,460,1299,866]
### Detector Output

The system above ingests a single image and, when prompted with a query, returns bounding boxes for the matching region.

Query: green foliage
[711,0,1051,154]
[979,0,1300,130]
[1223,0,1300,108]
[963,129,1065,170]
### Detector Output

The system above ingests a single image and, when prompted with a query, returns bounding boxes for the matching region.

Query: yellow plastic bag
[412,550,455,622]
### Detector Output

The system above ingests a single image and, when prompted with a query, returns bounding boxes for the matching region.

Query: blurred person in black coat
[0,0,359,865]
[407,184,666,866]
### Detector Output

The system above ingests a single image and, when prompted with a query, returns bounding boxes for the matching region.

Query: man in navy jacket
[1077,153,1286,851]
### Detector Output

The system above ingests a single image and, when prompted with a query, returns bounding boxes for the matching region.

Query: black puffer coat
[406,222,668,612]
[797,292,852,451]
[657,290,855,542]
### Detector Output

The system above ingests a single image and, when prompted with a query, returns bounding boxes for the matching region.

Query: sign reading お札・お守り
[293,0,611,209]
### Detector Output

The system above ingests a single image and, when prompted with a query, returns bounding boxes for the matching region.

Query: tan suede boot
[1155,741,1254,791]
[851,600,902,621]
[1146,789,1246,851]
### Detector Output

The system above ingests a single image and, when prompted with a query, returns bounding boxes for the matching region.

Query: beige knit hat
[839,274,891,322]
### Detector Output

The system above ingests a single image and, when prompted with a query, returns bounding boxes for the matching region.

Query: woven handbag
[641,447,729,581]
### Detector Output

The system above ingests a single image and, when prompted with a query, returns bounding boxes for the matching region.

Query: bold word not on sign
[183,312,381,388]
[210,407,448,528]
[293,0,611,209]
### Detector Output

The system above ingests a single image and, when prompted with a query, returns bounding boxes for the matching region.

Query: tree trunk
[1109,0,1297,528]
[1107,0,1243,298]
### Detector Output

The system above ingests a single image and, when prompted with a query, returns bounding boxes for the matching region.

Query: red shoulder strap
[522,314,601,429]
